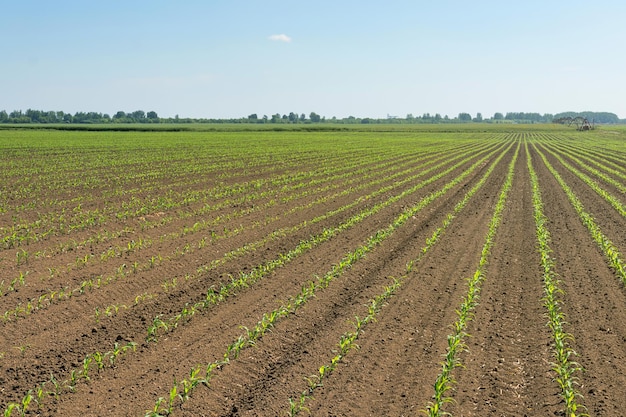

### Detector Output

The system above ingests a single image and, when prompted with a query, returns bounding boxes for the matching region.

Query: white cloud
[269,34,292,43]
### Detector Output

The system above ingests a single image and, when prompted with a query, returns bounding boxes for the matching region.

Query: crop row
[544,138,626,192]
[144,142,505,344]
[286,138,515,416]
[142,139,511,416]
[0,138,507,413]
[0,141,493,324]
[526,141,586,416]
[424,141,519,416]
[0,147,424,302]
[538,141,626,217]
[532,142,626,285]
[0,147,389,248]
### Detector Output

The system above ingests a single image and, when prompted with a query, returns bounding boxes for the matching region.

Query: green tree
[458,112,472,122]
[131,110,146,121]
[309,112,321,123]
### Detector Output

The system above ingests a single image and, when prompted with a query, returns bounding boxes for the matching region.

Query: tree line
[0,109,622,124]
[0,109,160,124]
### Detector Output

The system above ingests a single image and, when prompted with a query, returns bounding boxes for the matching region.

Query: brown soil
[1,132,625,416]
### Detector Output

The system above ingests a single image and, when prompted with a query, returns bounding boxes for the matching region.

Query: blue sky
[2,0,625,119]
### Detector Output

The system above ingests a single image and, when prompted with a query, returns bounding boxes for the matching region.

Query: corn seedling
[527,141,587,416]
[425,142,518,416]
[15,249,28,266]
[533,142,626,286]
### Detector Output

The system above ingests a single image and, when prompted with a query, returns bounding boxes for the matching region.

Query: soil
[1,132,625,416]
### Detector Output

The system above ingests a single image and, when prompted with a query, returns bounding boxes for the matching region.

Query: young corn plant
[15,249,29,266]
[533,142,626,286]
[425,142,519,416]
[152,144,513,417]
[543,144,626,217]
[287,278,402,416]
[146,149,495,342]
[526,141,587,417]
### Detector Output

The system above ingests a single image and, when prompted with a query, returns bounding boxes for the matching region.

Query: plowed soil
[1,129,625,416]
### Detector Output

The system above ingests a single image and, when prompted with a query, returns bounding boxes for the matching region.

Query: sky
[2,0,625,119]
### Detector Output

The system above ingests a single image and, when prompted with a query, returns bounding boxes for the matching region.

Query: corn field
[1,125,626,416]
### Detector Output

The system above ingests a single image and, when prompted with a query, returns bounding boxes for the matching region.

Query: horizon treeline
[0,109,622,125]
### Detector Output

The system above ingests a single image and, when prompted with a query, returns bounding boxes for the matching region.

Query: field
[1,125,626,416]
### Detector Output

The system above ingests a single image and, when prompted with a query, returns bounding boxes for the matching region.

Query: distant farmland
[1,125,625,416]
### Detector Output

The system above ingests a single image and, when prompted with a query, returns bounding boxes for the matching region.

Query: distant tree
[147,111,159,121]
[288,112,298,123]
[72,112,87,123]
[0,110,8,122]
[309,112,321,123]
[493,112,504,120]
[505,112,547,123]
[46,110,58,122]
[113,111,126,120]
[247,113,258,121]
[271,113,281,123]
[300,113,306,122]
[25,109,42,122]
[553,111,619,124]
[473,112,483,122]
[458,112,472,122]
[131,110,146,121]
